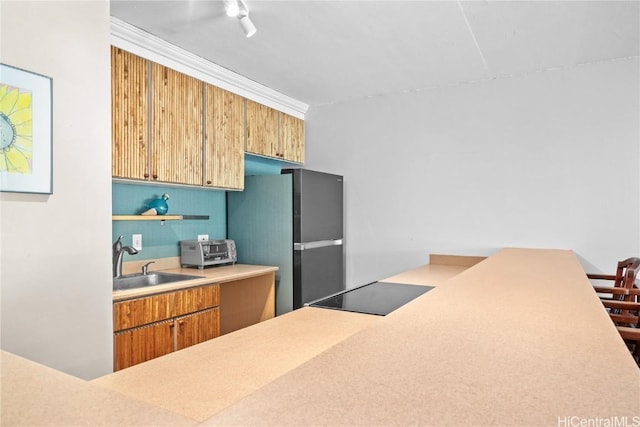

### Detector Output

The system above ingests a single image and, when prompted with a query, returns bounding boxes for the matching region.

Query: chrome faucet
[112,235,138,278]
[141,261,155,275]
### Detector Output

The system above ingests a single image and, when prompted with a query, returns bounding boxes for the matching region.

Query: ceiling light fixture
[224,0,257,38]
[239,15,257,38]
[223,0,239,17]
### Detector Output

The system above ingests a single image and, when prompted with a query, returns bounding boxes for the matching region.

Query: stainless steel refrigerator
[227,169,344,315]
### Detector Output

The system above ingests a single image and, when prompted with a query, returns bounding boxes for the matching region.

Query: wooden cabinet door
[279,113,305,164]
[114,319,174,371]
[150,63,203,185]
[111,47,149,180]
[245,100,278,159]
[176,307,220,351]
[204,84,244,189]
[113,284,221,370]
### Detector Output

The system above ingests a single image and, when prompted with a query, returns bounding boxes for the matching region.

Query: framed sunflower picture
[0,63,53,194]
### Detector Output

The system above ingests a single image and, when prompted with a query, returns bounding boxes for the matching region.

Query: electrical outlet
[198,234,209,242]
[132,234,142,250]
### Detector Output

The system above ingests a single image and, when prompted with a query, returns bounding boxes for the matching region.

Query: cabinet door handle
[152,174,158,180]
[144,172,149,178]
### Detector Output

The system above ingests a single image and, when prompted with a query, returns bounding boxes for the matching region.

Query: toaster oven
[180,239,237,269]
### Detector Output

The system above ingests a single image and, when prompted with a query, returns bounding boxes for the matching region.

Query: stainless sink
[113,272,204,291]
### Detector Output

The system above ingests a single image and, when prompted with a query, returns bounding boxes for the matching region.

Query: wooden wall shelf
[112,215,209,221]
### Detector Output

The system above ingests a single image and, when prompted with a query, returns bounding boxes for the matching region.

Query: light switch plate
[198,234,209,242]
[132,234,142,250]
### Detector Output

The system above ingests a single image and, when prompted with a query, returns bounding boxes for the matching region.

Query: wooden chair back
[588,257,640,302]
[593,286,640,366]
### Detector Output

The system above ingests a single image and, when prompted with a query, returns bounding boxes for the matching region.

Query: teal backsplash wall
[112,156,294,261]
[112,183,227,260]
[244,154,288,176]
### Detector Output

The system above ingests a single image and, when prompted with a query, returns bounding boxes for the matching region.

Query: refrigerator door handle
[294,239,343,251]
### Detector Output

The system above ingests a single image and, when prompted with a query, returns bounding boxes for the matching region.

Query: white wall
[306,59,640,288]
[0,1,113,379]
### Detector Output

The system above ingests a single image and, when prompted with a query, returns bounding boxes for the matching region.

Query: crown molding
[110,17,308,119]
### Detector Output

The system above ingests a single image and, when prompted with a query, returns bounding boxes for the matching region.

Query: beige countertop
[113,263,278,301]
[383,263,470,286]
[204,248,640,426]
[93,307,378,422]
[0,350,197,427]
[4,249,637,426]
[1,257,467,426]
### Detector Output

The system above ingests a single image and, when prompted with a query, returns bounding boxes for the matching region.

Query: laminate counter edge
[112,264,278,301]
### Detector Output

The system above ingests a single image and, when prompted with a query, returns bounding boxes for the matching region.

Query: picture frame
[0,63,53,194]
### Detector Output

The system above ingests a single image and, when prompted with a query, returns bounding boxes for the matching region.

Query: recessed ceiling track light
[239,15,257,38]
[224,0,257,38]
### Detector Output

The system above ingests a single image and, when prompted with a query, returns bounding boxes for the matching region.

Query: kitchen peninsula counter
[0,350,197,427]
[94,258,467,422]
[205,249,640,426]
[3,249,638,426]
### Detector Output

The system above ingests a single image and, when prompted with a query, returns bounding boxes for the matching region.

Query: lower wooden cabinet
[176,308,220,351]
[114,319,174,371]
[113,284,220,371]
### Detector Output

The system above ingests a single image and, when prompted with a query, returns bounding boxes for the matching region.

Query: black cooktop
[309,281,434,316]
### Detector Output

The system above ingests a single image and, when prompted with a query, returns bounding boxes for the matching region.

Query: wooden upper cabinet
[150,64,203,185]
[204,84,244,190]
[245,100,279,158]
[111,47,149,180]
[279,112,305,164]
[111,45,303,188]
[245,99,305,164]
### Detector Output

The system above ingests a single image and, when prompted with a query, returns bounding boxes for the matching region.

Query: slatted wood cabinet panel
[173,283,220,317]
[245,100,279,159]
[113,284,219,371]
[114,319,174,372]
[279,112,305,164]
[113,292,174,332]
[111,47,149,180]
[111,46,306,190]
[176,308,220,351]
[245,100,305,164]
[150,63,203,185]
[204,84,244,190]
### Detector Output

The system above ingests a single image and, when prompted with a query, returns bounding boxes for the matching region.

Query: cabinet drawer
[114,292,174,332]
[113,284,220,331]
[173,284,219,317]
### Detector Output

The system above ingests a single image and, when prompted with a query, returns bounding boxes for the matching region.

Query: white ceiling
[110,0,640,107]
